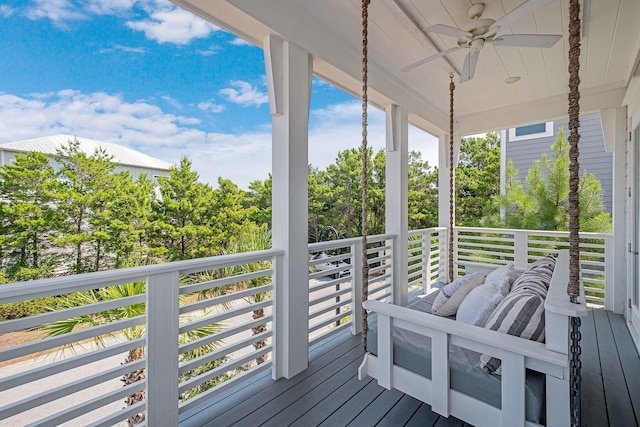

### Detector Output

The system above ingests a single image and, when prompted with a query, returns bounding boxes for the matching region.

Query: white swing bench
[358,250,587,427]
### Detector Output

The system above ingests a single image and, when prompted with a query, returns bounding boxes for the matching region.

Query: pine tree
[52,138,119,274]
[491,128,611,232]
[408,151,438,229]
[151,156,216,260]
[456,133,501,226]
[0,152,60,280]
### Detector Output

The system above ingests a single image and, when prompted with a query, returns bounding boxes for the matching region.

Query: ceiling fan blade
[401,47,462,72]
[425,24,472,40]
[460,50,480,83]
[490,34,562,48]
[489,0,554,33]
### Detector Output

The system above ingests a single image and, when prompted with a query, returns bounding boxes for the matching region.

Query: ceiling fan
[402,0,562,82]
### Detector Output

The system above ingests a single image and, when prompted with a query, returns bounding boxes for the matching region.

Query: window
[508,122,553,141]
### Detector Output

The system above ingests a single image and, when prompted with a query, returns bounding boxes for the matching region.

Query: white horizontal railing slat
[0,337,144,392]
[27,380,145,427]
[0,359,145,420]
[179,269,272,295]
[179,284,273,315]
[0,294,146,335]
[86,401,146,427]
[0,315,145,363]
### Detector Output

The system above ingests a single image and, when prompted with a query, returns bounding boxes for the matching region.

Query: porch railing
[307,234,394,345]
[0,250,283,426]
[0,226,613,425]
[454,226,613,307]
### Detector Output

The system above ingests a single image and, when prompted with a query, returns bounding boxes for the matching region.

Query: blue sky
[0,0,437,188]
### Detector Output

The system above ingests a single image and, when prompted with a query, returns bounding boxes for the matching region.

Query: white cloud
[195,47,218,56]
[219,81,268,107]
[0,93,437,189]
[0,90,203,148]
[229,38,252,47]
[126,6,218,45]
[83,0,136,15]
[0,5,16,17]
[198,101,225,113]
[26,0,86,26]
[308,101,439,170]
[100,44,146,54]
[0,90,273,187]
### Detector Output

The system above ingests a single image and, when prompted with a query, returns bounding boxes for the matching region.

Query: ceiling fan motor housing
[467,3,486,20]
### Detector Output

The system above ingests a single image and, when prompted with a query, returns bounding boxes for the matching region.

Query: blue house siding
[505,113,613,212]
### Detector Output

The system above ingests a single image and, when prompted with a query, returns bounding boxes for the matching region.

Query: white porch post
[146,271,179,426]
[601,106,627,314]
[265,34,311,379]
[385,104,409,306]
[438,135,460,280]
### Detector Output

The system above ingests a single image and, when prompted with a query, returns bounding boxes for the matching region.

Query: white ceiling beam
[456,83,627,135]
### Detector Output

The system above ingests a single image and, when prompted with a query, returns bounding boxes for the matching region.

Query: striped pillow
[431,272,485,317]
[509,255,556,298]
[480,290,546,375]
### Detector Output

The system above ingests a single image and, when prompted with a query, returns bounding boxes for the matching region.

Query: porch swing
[357,1,587,426]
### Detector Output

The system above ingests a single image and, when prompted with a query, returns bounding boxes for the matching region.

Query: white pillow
[431,272,486,317]
[456,283,505,326]
[483,262,518,295]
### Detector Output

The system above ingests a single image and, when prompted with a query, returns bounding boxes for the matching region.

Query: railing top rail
[454,226,612,239]
[0,248,285,303]
[408,227,447,237]
[308,234,396,252]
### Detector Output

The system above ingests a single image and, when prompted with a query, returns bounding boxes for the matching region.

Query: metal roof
[0,134,172,171]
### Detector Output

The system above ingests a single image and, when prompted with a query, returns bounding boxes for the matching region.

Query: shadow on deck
[180,309,639,427]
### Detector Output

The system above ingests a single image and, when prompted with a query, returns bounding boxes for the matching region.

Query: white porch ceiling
[172,0,640,136]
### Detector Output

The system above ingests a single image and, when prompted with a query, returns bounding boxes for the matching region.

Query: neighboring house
[0,134,172,181]
[500,113,613,212]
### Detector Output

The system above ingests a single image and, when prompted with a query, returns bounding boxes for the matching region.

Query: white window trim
[508,121,554,142]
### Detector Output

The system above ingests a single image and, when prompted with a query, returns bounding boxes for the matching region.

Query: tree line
[0,131,610,286]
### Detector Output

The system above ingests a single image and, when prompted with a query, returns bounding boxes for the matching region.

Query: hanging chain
[567,0,582,425]
[360,0,371,354]
[570,316,582,426]
[448,73,455,282]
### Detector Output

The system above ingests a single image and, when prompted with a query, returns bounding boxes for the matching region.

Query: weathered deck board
[581,308,608,427]
[593,309,637,427]
[181,309,639,427]
[607,311,640,425]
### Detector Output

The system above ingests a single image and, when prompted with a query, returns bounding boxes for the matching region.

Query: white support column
[146,271,179,427]
[265,34,311,379]
[601,106,627,314]
[385,104,409,306]
[438,134,460,280]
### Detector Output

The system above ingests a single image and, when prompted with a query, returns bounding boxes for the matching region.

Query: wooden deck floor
[180,309,640,427]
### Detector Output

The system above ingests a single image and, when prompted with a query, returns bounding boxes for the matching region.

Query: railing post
[422,230,430,294]
[440,228,448,281]
[351,241,363,335]
[389,236,403,305]
[443,228,450,281]
[604,234,615,311]
[514,230,528,270]
[146,271,179,427]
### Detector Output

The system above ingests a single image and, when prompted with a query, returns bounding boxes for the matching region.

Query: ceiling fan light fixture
[504,76,521,84]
